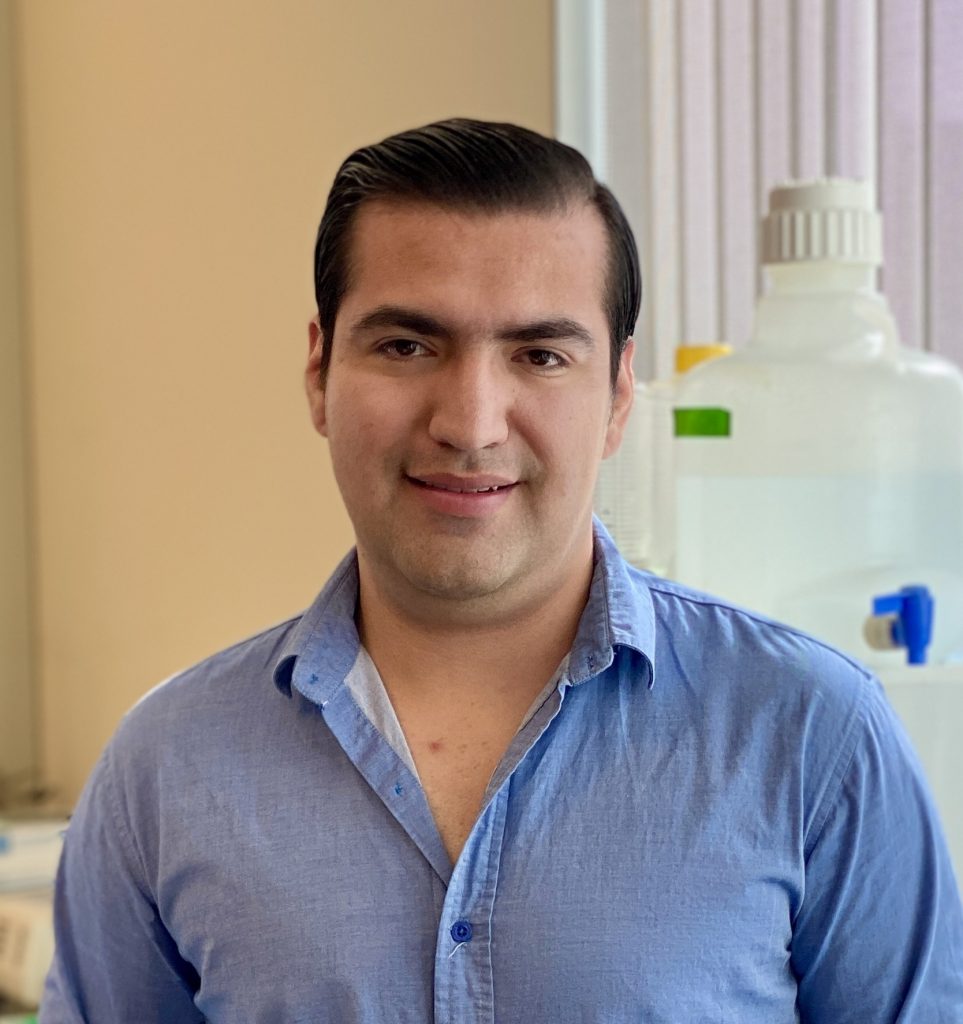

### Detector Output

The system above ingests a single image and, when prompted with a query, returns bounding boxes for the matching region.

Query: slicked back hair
[313,118,641,389]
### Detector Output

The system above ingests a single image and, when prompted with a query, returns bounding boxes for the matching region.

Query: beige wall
[13,0,552,804]
[1,1,34,786]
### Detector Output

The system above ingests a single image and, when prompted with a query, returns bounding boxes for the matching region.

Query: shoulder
[642,570,874,707]
[108,613,303,773]
[132,613,299,715]
[635,571,882,813]
[79,613,310,870]
[629,572,939,876]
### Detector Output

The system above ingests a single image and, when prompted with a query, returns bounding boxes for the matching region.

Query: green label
[673,407,731,437]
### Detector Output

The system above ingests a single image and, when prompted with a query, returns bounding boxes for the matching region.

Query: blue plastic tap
[869,585,934,665]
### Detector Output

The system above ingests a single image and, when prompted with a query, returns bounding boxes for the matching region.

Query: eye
[520,348,569,369]
[378,338,429,359]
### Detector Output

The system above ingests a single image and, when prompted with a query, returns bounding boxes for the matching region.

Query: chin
[399,549,518,602]
[407,565,509,602]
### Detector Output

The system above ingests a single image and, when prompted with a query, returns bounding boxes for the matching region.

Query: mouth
[404,473,519,517]
[408,479,515,495]
[406,474,518,494]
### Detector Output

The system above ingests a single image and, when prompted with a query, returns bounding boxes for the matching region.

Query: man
[42,119,963,1022]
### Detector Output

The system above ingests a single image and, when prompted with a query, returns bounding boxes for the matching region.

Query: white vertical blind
[755,0,793,216]
[553,0,608,180]
[717,0,756,349]
[639,1,681,379]
[825,0,877,192]
[878,0,927,348]
[678,0,721,346]
[555,0,963,373]
[929,0,963,361]
[791,0,827,179]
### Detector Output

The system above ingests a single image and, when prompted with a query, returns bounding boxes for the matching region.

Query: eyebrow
[350,305,596,348]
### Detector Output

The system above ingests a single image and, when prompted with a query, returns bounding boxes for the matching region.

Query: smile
[411,480,512,494]
[406,473,518,494]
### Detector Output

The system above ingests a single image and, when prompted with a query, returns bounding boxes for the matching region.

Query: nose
[426,353,511,451]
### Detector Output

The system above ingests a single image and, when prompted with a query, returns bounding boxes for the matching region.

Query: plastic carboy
[594,380,650,566]
[670,179,963,667]
[595,344,730,570]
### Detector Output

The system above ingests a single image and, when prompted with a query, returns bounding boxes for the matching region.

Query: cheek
[546,395,611,453]
[325,385,408,473]
[522,397,609,495]
[325,379,373,439]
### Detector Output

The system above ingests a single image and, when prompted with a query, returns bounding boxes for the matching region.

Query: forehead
[341,200,610,325]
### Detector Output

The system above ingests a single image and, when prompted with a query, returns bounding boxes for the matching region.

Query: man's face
[306,199,634,615]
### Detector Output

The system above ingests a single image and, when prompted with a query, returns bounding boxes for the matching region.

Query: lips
[404,472,519,518]
[406,472,518,494]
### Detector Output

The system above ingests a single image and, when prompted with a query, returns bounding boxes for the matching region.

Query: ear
[305,316,328,437]
[602,340,635,459]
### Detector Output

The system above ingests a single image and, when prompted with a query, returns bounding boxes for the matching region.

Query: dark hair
[313,118,641,388]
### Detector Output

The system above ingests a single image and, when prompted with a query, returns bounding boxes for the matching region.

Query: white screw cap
[761,178,882,266]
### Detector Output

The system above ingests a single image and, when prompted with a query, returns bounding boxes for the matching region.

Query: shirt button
[450,920,473,943]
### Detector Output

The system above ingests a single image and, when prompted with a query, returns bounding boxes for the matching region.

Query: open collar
[273,517,657,703]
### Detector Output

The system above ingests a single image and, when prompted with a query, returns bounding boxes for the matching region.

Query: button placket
[434,790,512,1024]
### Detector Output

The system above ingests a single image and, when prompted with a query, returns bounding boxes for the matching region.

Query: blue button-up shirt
[42,524,963,1022]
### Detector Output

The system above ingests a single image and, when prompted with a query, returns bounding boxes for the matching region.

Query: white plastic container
[880,664,963,876]
[670,180,963,667]
[0,889,53,1007]
[595,382,650,567]
[596,345,731,571]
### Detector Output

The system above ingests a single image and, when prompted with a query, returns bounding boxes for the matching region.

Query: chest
[157,722,800,1024]
[406,718,520,864]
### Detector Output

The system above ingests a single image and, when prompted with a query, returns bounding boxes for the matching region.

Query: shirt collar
[272,548,362,704]
[566,517,656,688]
[273,516,657,702]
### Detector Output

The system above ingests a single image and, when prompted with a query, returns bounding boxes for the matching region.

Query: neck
[355,535,595,698]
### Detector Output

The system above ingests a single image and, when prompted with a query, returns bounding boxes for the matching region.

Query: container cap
[761,178,882,266]
[675,343,732,374]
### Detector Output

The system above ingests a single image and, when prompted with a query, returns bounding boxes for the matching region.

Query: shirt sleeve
[791,678,963,1023]
[39,746,205,1024]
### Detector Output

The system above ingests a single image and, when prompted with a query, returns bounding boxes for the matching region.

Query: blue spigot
[867,585,934,665]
